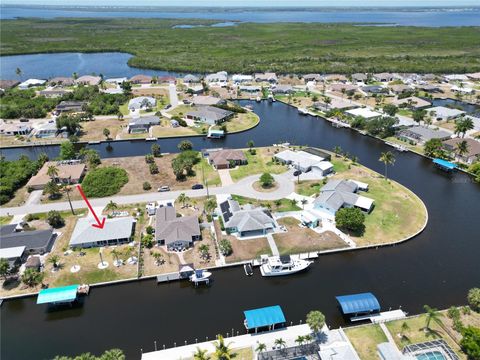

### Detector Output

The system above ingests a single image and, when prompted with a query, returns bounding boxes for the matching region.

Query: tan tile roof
[27,161,86,187]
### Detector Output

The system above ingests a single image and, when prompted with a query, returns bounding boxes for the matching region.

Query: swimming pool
[416,351,447,360]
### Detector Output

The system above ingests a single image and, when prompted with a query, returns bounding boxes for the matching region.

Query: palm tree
[152,252,164,266]
[213,335,235,360]
[290,198,298,207]
[423,305,443,331]
[111,249,120,265]
[103,128,111,141]
[47,255,60,269]
[193,347,210,360]
[301,199,308,209]
[303,334,313,344]
[333,146,342,157]
[400,321,410,337]
[247,140,255,154]
[44,181,60,199]
[454,117,474,138]
[274,338,286,349]
[455,140,469,160]
[47,165,59,182]
[295,335,305,347]
[306,310,326,335]
[15,67,22,81]
[105,201,118,213]
[199,244,210,260]
[379,151,396,180]
[204,197,217,217]
[178,193,187,208]
[62,185,75,215]
[255,342,266,354]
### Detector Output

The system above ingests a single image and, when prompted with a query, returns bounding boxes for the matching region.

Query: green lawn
[119,103,129,116]
[345,324,388,360]
[214,111,259,133]
[3,19,480,73]
[397,108,413,117]
[230,148,287,182]
[0,216,13,225]
[295,180,323,196]
[231,195,301,212]
[194,157,221,187]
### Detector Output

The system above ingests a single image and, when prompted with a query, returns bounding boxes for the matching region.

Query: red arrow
[76,185,106,229]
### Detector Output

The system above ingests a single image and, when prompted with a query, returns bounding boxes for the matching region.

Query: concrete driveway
[218,169,234,186]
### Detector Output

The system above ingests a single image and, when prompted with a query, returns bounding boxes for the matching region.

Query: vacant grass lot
[273,217,347,255]
[230,147,287,182]
[3,19,480,73]
[344,324,388,360]
[231,195,301,213]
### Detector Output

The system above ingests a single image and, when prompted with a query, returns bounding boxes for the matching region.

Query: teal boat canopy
[37,285,79,304]
[336,292,380,315]
[244,305,286,329]
[433,158,456,171]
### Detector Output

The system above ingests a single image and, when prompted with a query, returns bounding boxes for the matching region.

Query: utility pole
[202,164,210,198]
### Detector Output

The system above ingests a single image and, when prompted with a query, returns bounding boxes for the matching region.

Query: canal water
[1,101,480,360]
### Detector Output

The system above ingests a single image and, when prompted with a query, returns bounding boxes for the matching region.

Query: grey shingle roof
[225,209,274,233]
[0,229,55,253]
[69,217,135,246]
[321,179,358,193]
[155,207,200,245]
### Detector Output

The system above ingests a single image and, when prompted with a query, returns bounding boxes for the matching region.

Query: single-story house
[451,85,475,94]
[330,84,358,93]
[274,150,333,175]
[75,75,101,86]
[130,74,152,84]
[272,84,294,94]
[351,73,368,83]
[389,84,412,95]
[0,246,26,268]
[418,85,442,93]
[0,227,56,255]
[303,74,322,82]
[48,77,75,86]
[392,96,431,110]
[254,72,277,83]
[69,217,135,248]
[311,161,334,176]
[426,106,465,122]
[466,72,480,81]
[0,79,20,90]
[208,149,247,169]
[187,85,204,94]
[183,74,200,83]
[373,73,395,82]
[0,122,32,136]
[346,108,382,120]
[361,85,387,95]
[128,96,156,111]
[397,126,451,145]
[232,74,253,83]
[205,71,228,85]
[18,79,46,89]
[186,106,234,125]
[239,85,261,93]
[34,122,58,138]
[443,138,480,164]
[313,98,357,112]
[38,89,69,98]
[325,74,348,83]
[127,116,161,133]
[313,179,374,218]
[444,74,469,82]
[155,206,201,250]
[221,198,276,238]
[27,160,86,190]
[191,95,224,106]
[55,101,86,114]
[105,77,128,85]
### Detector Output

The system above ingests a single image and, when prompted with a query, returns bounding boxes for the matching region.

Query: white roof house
[18,79,46,89]
[128,96,156,110]
[426,106,465,121]
[0,246,26,259]
[346,108,382,119]
[69,217,135,248]
[105,77,127,84]
[444,74,469,82]
[232,74,253,83]
[274,150,324,172]
[205,71,228,84]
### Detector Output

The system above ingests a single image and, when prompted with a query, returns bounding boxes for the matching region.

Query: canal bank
[1,100,479,360]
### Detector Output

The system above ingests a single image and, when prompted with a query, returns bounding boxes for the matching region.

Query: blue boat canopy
[433,158,457,170]
[244,305,286,329]
[37,285,79,304]
[336,292,380,315]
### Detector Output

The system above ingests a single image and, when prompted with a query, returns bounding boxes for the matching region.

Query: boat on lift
[189,269,212,285]
[260,255,312,277]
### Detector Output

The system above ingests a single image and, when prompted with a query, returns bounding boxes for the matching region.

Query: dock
[351,309,407,324]
[156,272,182,283]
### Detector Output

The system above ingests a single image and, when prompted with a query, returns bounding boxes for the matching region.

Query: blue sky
[3,0,480,6]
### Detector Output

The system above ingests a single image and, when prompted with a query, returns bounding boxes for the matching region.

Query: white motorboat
[298,108,308,115]
[385,141,408,152]
[256,96,261,102]
[260,255,312,277]
[189,269,212,285]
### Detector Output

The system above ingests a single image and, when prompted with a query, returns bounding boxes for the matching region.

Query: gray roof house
[155,206,201,250]
[351,73,368,82]
[55,101,86,113]
[221,199,276,238]
[69,217,135,248]
[127,116,161,133]
[303,74,322,82]
[191,95,224,106]
[397,126,451,145]
[373,73,395,82]
[205,71,228,84]
[0,227,56,255]
[186,106,234,125]
[392,96,431,110]
[183,74,200,83]
[272,84,294,94]
[313,179,374,217]
[128,96,156,111]
[426,106,465,122]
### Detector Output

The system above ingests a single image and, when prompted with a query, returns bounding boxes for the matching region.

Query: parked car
[191,184,204,190]
[293,170,302,177]
[164,104,172,110]
[158,186,170,192]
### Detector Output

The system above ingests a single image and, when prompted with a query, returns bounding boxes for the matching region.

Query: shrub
[145,226,154,235]
[218,216,225,231]
[260,172,274,187]
[447,306,460,321]
[219,239,233,256]
[206,214,213,222]
[149,163,159,174]
[141,234,154,249]
[178,140,193,151]
[0,156,41,205]
[460,326,480,360]
[26,213,40,222]
[81,167,128,197]
[143,181,152,191]
[467,288,480,312]
[335,207,366,234]
[145,154,154,164]
[46,210,65,228]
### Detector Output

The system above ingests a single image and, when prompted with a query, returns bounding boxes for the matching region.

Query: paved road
[0,174,294,217]
[168,83,179,108]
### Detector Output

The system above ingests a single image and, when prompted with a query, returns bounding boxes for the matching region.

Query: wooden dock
[156,272,182,283]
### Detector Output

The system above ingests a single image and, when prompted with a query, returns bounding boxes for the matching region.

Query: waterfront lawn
[215,111,259,133]
[385,315,464,358]
[231,195,301,213]
[442,308,480,345]
[273,217,348,255]
[143,246,181,276]
[230,147,288,182]
[214,221,272,263]
[80,118,123,141]
[330,158,427,246]
[383,136,425,154]
[345,324,388,360]
[182,227,218,269]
